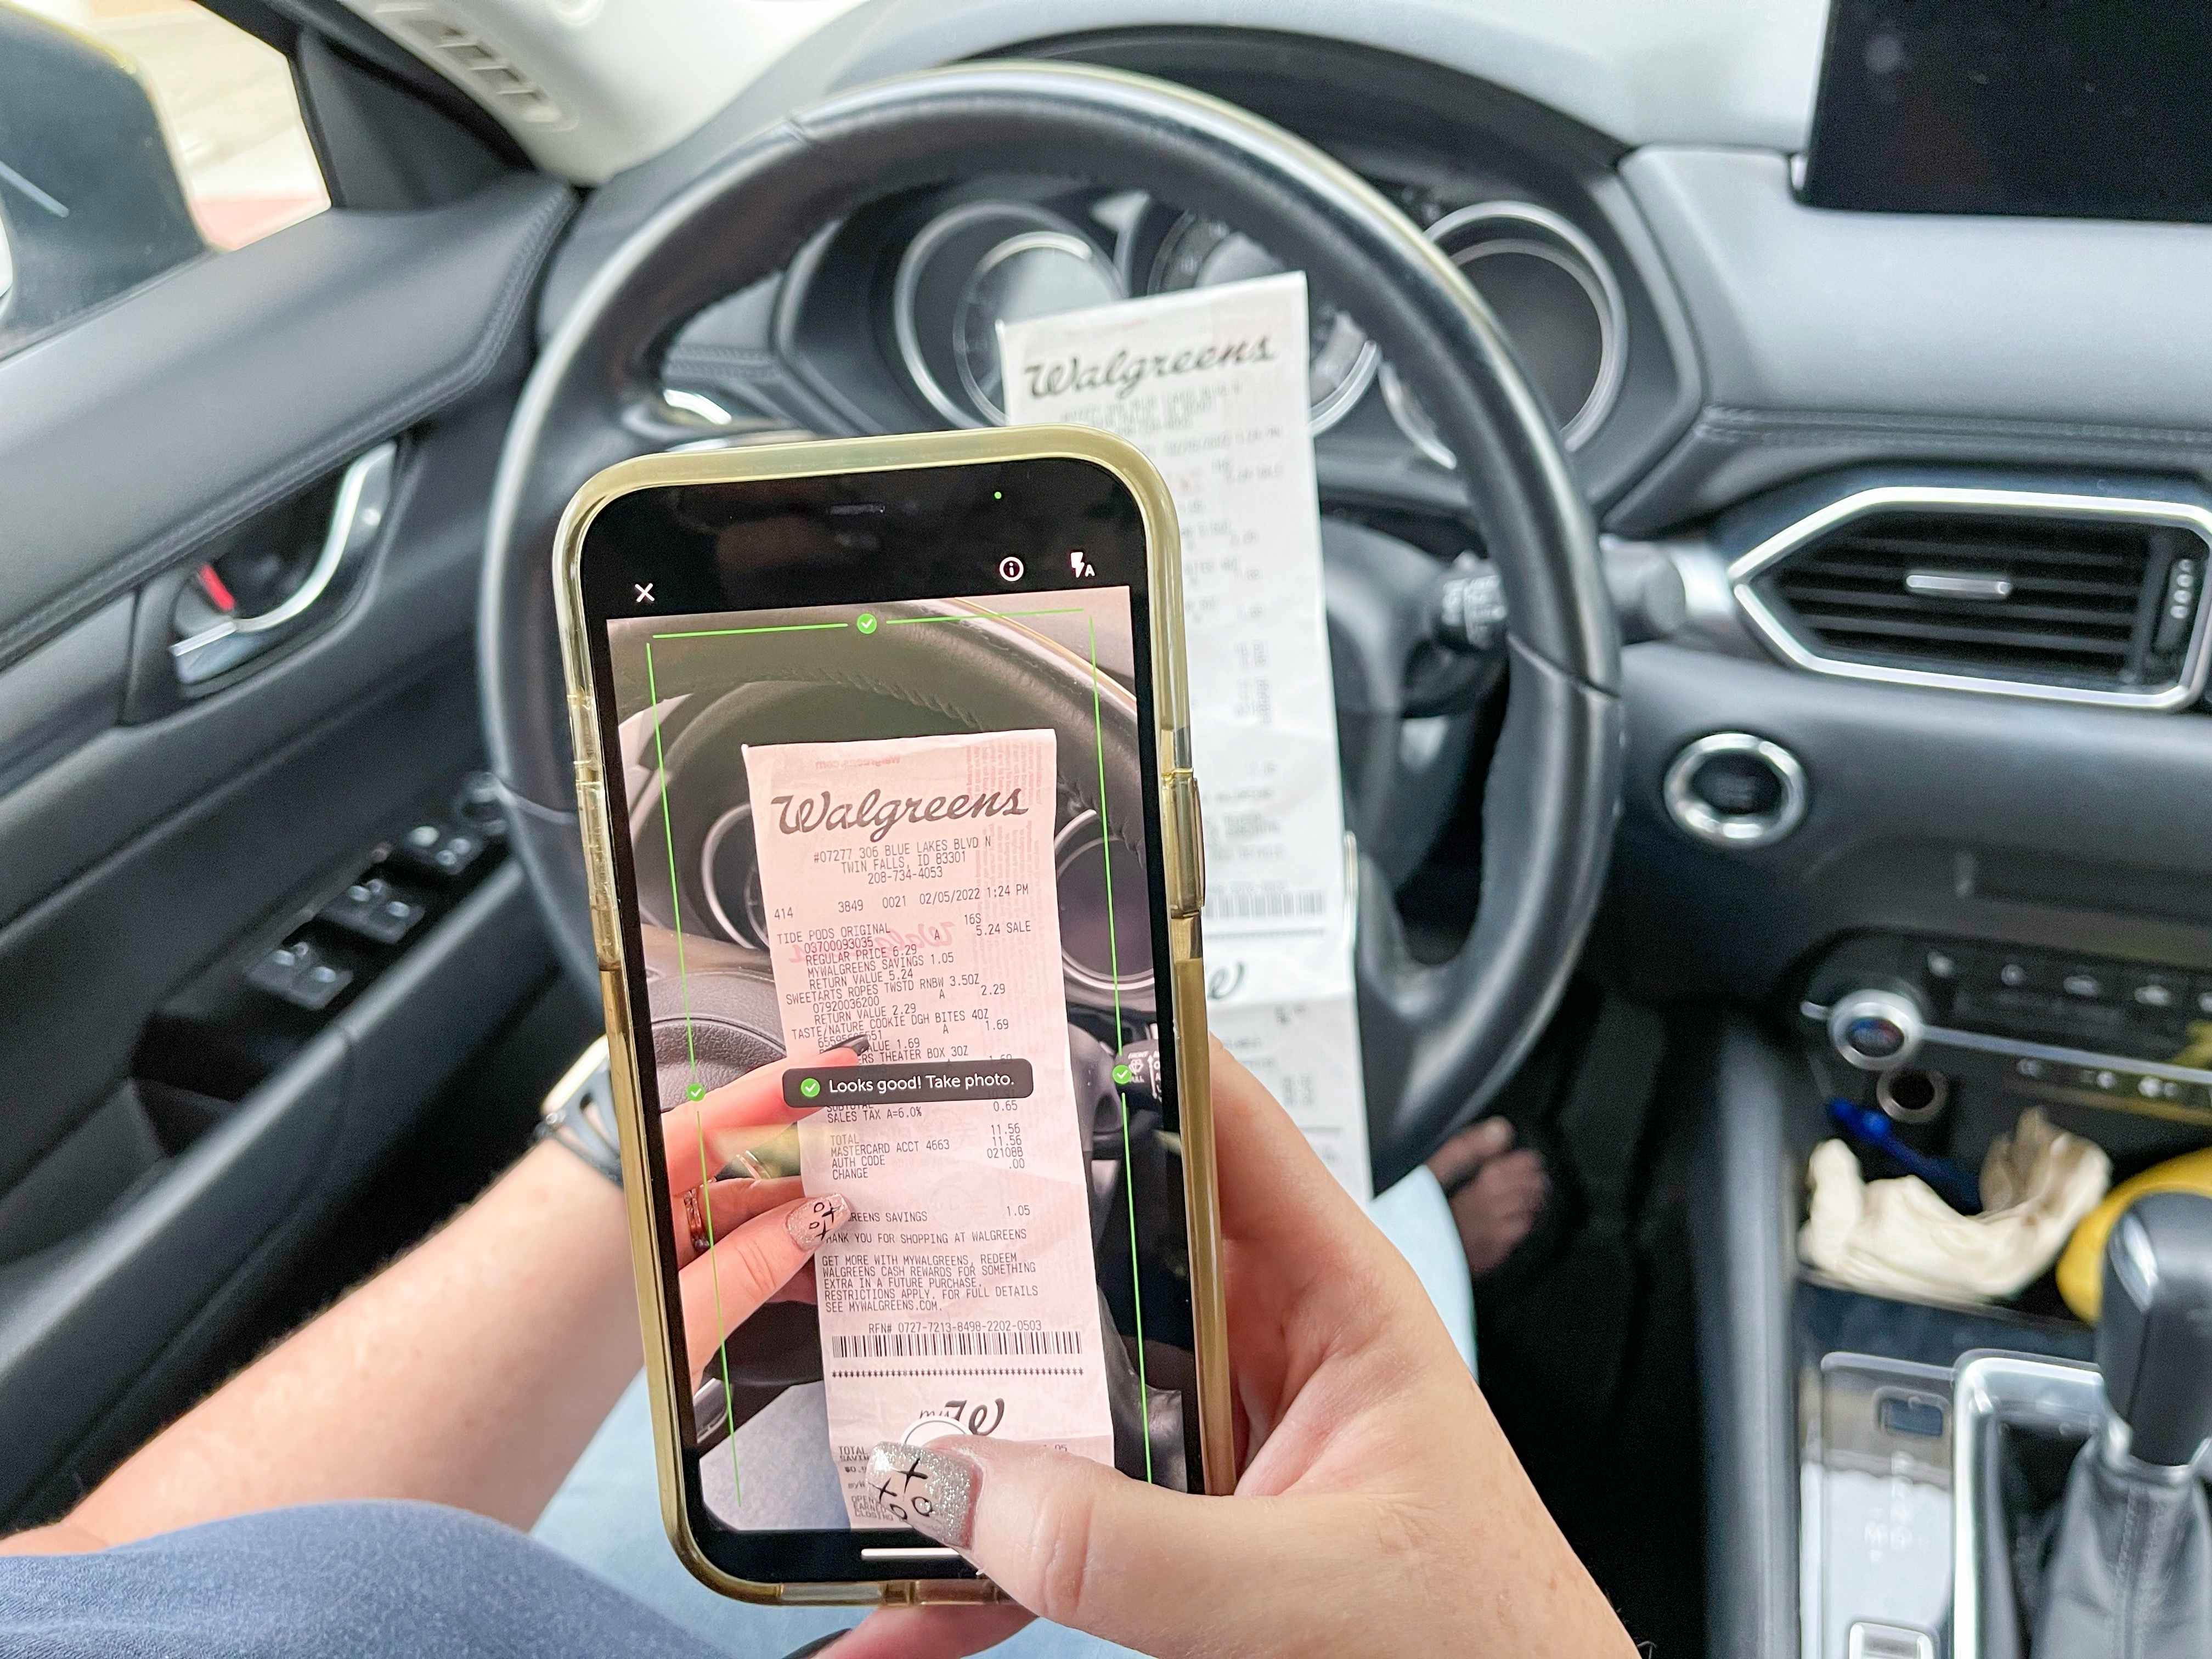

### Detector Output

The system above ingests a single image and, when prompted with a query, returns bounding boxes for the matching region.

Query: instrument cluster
[887,179,1628,465]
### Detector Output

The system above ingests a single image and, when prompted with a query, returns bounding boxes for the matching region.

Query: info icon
[997,555,1024,583]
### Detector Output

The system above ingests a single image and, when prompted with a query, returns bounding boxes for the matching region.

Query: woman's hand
[833,1040,1637,1659]
[663,1048,859,1378]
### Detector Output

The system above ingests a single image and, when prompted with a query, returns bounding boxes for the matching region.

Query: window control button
[321,876,425,945]
[388,821,486,881]
[247,940,353,1011]
[290,960,352,1011]
[246,941,313,996]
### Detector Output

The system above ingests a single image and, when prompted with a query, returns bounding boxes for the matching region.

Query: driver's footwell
[1464,984,1707,1658]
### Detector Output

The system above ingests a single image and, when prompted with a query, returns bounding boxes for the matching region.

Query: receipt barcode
[830,1330,1086,1360]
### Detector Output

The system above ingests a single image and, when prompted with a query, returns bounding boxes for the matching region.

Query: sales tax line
[644,636,746,1497]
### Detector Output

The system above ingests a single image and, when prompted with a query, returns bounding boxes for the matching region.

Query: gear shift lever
[2097,1192,2212,1469]
[2032,1193,2212,1657]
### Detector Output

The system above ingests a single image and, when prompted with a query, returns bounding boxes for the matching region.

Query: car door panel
[0,660,482,1190]
[0,153,577,1519]
[0,1032,347,1521]
[0,173,571,671]
[0,597,131,799]
[0,389,518,921]
[0,860,556,1525]
[0,658,563,1520]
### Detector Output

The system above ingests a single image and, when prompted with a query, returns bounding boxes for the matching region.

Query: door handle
[169,441,396,683]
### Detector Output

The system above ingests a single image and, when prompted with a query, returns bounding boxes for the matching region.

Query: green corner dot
[799,1075,822,1099]
[855,612,879,635]
[1112,1063,1135,1085]
[686,1082,706,1101]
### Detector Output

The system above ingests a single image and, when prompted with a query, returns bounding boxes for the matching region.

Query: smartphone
[555,427,1228,1605]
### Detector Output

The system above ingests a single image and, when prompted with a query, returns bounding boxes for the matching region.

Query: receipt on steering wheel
[742,730,1115,1528]
[1000,272,1374,1198]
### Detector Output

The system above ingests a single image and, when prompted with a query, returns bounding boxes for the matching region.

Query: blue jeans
[531,1169,1472,1657]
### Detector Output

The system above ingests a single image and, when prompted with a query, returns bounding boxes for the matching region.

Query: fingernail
[825,1032,871,1057]
[865,1442,979,1547]
[786,1193,852,1251]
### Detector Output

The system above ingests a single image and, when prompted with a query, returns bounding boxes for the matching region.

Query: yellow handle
[2057,1146,2212,1322]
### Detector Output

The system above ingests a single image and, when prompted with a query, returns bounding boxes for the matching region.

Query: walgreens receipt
[742,729,1115,1526]
[1001,272,1375,1198]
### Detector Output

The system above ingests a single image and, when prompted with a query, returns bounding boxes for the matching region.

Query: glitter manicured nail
[865,1442,979,1547]
[786,1193,852,1251]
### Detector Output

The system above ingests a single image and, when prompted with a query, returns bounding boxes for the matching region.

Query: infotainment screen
[1801,1,2212,223]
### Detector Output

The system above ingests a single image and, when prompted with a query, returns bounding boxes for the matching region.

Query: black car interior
[4,4,2211,1655]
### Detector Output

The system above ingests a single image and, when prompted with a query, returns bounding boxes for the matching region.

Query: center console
[1796,1284,2093,1659]
[1686,953,2212,1659]
[1801,932,2212,1134]
[1955,1193,2212,1659]
[1787,933,2212,1659]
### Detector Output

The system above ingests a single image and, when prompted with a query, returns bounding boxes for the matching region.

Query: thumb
[864,1438,1355,1656]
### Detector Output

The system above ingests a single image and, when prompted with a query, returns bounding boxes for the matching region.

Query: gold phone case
[552,426,1228,1606]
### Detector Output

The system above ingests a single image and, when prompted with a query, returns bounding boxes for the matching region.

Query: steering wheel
[482,63,1623,1191]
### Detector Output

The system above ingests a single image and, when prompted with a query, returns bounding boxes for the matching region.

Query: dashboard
[659,32,1701,522]
[567,17,2212,1045]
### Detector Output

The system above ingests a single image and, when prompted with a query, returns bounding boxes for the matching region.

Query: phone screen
[576,454,1200,1584]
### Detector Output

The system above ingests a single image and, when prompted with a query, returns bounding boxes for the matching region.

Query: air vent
[1732,489,2212,709]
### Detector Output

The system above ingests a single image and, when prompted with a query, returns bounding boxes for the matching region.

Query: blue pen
[1827,1098,1982,1214]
